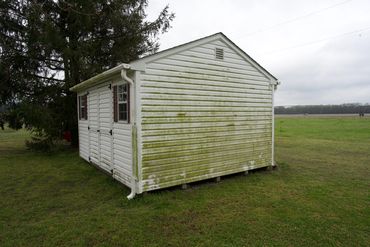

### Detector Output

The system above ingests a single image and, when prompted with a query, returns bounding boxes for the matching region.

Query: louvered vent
[215,48,224,60]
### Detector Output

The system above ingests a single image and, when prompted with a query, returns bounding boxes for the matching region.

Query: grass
[0,117,369,246]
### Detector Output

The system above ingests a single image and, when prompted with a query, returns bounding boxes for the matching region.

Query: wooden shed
[70,33,279,199]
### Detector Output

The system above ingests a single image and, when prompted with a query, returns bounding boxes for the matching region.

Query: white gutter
[121,68,137,200]
[69,63,131,92]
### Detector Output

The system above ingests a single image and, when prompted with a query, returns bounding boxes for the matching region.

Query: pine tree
[0,0,174,148]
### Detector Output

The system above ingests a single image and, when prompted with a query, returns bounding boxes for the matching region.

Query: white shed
[70,33,279,199]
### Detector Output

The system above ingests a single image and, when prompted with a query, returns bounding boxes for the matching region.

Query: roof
[131,32,278,81]
[70,32,278,92]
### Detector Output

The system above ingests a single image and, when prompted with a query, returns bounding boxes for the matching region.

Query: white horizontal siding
[139,38,273,192]
[77,80,133,189]
[78,120,89,161]
[112,123,132,187]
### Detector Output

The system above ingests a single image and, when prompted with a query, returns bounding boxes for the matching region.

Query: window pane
[119,111,127,121]
[81,106,85,119]
[118,103,128,121]
[118,84,126,94]
[118,92,127,102]
[119,103,124,112]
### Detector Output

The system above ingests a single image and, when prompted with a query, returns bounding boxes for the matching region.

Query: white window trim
[79,95,87,121]
[117,83,129,123]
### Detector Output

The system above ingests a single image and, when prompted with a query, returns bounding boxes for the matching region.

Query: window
[113,84,129,123]
[79,94,88,120]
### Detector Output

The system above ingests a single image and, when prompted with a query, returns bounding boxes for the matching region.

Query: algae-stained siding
[71,33,278,197]
[139,39,273,192]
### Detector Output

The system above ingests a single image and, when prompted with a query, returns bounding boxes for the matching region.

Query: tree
[0,0,174,148]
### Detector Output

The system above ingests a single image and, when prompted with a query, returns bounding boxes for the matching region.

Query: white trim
[109,82,114,172]
[115,82,130,124]
[71,33,278,93]
[220,37,277,83]
[130,34,222,67]
[70,63,130,92]
[134,71,143,193]
[129,33,278,84]
[271,82,275,166]
[87,91,91,161]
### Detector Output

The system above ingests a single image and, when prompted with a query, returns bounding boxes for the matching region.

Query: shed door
[88,86,113,173]
[98,86,113,172]
[88,90,100,165]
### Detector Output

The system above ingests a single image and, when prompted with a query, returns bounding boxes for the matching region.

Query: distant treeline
[275,103,370,115]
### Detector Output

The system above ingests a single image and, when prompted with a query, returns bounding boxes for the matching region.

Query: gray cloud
[147,0,370,105]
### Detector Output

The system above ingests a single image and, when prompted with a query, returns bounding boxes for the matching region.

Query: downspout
[271,80,280,167]
[121,68,136,200]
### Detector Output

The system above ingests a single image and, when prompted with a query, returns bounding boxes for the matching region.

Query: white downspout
[272,82,275,167]
[272,80,280,167]
[121,69,134,86]
[121,68,136,200]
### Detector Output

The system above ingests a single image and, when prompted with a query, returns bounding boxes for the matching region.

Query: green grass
[0,117,369,246]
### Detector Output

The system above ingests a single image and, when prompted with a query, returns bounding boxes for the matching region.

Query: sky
[146,0,370,106]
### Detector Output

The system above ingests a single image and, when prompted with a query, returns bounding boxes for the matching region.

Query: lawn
[0,117,369,246]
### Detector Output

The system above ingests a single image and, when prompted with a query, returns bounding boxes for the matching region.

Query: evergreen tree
[0,0,174,148]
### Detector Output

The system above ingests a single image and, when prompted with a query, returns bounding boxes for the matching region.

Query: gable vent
[215,48,224,60]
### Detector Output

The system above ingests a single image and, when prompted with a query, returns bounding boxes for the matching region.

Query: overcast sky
[146,0,370,106]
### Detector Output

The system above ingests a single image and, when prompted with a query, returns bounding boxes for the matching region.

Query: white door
[98,86,113,172]
[88,85,113,173]
[88,90,100,165]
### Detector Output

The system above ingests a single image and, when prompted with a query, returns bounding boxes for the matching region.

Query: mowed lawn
[0,117,369,246]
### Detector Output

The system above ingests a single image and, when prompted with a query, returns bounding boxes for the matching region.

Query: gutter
[120,67,136,200]
[69,63,131,92]
[70,63,138,200]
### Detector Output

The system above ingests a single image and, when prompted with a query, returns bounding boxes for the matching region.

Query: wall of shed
[77,77,133,188]
[139,39,273,192]
[78,100,90,161]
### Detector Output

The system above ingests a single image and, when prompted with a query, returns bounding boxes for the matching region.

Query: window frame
[115,83,130,123]
[79,94,88,120]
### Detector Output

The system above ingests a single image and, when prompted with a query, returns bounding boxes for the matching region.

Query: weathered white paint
[73,33,279,196]
[138,37,274,192]
[77,77,134,188]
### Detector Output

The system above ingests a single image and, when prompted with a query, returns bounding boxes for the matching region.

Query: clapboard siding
[78,119,89,161]
[139,39,273,192]
[112,123,132,186]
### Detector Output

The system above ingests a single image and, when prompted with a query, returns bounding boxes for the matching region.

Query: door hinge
[88,126,90,130]
[109,129,113,135]
[108,84,112,90]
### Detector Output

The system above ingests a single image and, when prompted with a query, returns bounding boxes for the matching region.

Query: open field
[276,113,370,118]
[0,117,369,246]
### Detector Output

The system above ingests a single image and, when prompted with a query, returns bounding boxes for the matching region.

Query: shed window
[114,84,130,122]
[79,94,88,120]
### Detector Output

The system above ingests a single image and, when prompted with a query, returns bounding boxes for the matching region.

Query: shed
[70,32,279,199]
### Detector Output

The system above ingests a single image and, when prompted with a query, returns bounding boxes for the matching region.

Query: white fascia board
[69,63,131,92]
[129,33,224,68]
[219,36,279,84]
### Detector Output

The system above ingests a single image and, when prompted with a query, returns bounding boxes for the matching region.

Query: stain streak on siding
[140,39,273,191]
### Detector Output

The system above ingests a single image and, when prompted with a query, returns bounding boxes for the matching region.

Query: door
[88,85,113,173]
[98,86,113,172]
[88,89,100,165]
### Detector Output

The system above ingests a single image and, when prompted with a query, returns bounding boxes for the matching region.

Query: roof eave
[69,63,130,92]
